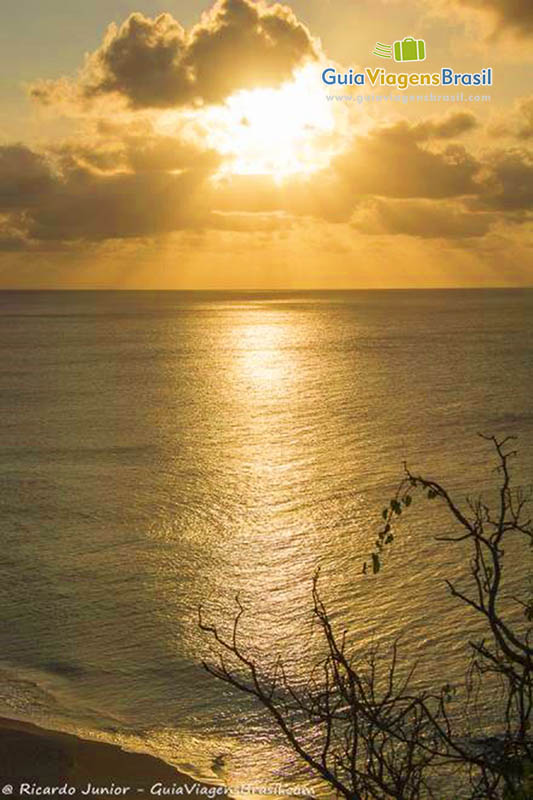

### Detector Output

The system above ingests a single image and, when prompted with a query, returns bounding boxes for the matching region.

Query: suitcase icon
[393,37,426,62]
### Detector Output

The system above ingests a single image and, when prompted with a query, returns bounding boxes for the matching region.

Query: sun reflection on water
[235,320,294,392]
[147,302,377,797]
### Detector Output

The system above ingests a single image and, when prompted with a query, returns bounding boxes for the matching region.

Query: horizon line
[0,286,532,293]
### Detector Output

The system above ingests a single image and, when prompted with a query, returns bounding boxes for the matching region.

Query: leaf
[371,553,380,574]
[382,508,389,520]
[403,494,412,507]
[385,534,394,544]
[391,499,402,515]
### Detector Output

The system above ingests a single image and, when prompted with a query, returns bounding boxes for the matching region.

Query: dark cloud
[352,198,496,239]
[0,210,36,252]
[0,112,529,247]
[0,134,216,244]
[338,114,478,150]
[185,0,316,104]
[513,97,533,139]
[453,0,533,36]
[332,124,480,200]
[410,111,478,141]
[0,229,30,251]
[0,145,55,210]
[475,148,533,211]
[30,0,317,110]
[27,167,212,242]
[83,13,188,109]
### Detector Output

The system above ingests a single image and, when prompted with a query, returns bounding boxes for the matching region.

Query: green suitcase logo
[372,37,426,62]
[394,37,425,62]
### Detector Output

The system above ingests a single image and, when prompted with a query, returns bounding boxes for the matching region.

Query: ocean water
[0,289,532,796]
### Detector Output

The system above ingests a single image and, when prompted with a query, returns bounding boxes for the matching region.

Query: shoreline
[0,716,221,798]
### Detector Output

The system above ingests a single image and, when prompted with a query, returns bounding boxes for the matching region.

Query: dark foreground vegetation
[200,436,532,800]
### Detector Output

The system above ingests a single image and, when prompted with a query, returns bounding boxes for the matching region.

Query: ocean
[1,289,532,797]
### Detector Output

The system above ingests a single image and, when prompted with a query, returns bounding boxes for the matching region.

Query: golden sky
[1,0,533,288]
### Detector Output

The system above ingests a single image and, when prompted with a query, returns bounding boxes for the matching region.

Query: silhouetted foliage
[200,436,533,799]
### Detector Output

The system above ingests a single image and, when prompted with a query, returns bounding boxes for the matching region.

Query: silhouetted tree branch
[200,435,532,799]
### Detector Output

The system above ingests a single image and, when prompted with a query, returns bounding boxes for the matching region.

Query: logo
[321,36,493,90]
[373,36,426,62]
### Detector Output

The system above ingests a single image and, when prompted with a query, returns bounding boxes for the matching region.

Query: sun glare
[156,65,343,182]
[206,67,338,180]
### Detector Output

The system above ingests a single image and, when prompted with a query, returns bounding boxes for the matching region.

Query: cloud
[0,218,31,251]
[211,171,359,223]
[0,132,218,244]
[30,0,318,110]
[352,198,496,239]
[0,116,227,244]
[210,210,294,231]
[27,167,212,242]
[184,0,317,103]
[446,0,533,37]
[475,148,533,211]
[410,111,479,141]
[0,110,528,249]
[53,119,222,175]
[489,96,533,140]
[212,118,483,226]
[0,145,55,210]
[331,123,480,200]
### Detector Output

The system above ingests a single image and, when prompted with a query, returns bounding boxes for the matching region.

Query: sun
[156,64,344,182]
[205,65,339,180]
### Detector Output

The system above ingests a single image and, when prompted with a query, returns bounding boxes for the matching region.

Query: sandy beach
[0,717,222,798]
